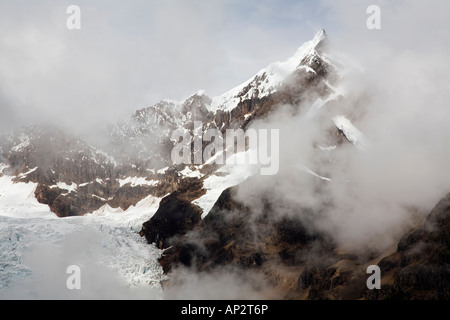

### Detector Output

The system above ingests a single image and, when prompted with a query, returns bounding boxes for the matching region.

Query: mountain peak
[291,29,327,60]
[208,29,330,113]
[311,29,327,54]
[312,29,327,46]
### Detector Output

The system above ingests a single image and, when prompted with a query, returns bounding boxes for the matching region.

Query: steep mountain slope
[0,125,169,217]
[367,193,450,299]
[136,30,449,299]
[145,171,450,300]
[0,29,340,219]
[1,29,447,300]
[138,29,346,248]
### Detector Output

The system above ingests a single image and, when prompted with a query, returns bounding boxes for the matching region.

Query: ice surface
[194,149,260,218]
[17,167,38,180]
[333,115,367,149]
[118,177,158,188]
[294,164,331,182]
[11,133,30,152]
[50,182,78,193]
[0,176,165,299]
[179,166,203,179]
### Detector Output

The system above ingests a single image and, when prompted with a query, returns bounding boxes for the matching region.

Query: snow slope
[209,29,327,113]
[333,115,367,149]
[194,149,261,218]
[0,175,52,219]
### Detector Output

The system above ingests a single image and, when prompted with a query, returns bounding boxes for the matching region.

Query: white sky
[0,0,449,134]
[0,0,330,133]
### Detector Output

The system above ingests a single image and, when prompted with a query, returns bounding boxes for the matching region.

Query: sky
[1,0,449,135]
[0,0,331,134]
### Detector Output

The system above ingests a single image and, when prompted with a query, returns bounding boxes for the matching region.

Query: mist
[162,266,276,300]
[0,0,322,137]
[232,0,450,254]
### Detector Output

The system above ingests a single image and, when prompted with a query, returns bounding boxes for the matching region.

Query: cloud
[0,0,325,135]
[162,266,273,300]
[229,0,450,254]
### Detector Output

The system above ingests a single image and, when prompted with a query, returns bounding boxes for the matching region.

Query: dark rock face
[156,181,338,285]
[140,193,203,249]
[290,193,450,300]
[139,176,205,249]
[150,175,450,300]
[34,183,104,217]
[154,180,372,300]
[364,193,450,300]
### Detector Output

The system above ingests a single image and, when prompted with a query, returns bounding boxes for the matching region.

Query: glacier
[0,174,165,299]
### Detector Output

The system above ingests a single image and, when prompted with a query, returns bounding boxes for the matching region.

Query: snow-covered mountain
[1,29,343,219]
[1,29,448,299]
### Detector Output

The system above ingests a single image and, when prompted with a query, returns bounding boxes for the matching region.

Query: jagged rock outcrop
[140,194,203,250]
[139,177,205,249]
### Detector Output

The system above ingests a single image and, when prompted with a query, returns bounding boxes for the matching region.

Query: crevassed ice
[0,176,166,299]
